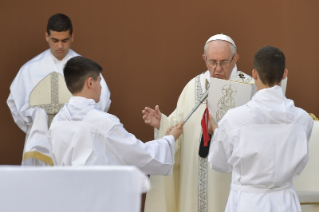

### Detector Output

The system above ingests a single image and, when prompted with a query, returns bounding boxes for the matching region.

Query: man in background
[7,13,111,166]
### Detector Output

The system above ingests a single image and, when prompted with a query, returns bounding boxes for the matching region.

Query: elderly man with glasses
[142,34,253,212]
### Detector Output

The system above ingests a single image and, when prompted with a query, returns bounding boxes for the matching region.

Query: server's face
[46,30,73,60]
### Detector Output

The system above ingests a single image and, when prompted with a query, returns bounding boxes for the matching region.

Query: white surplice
[145,66,253,212]
[208,85,313,212]
[7,49,111,166]
[49,96,175,175]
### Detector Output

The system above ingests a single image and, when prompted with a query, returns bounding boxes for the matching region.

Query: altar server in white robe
[208,46,313,212]
[7,14,111,166]
[142,34,253,212]
[49,56,184,174]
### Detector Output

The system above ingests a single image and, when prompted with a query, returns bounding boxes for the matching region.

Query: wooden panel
[1,0,317,167]
[283,0,319,114]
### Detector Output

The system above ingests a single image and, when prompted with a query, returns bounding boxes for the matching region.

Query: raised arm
[107,120,179,175]
[142,105,162,129]
[166,122,185,140]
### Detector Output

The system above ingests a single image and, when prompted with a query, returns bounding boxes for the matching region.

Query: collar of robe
[249,86,295,124]
[57,96,101,122]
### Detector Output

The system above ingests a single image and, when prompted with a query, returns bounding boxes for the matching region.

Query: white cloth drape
[0,166,149,212]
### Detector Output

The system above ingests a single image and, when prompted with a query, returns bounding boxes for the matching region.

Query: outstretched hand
[142,105,162,129]
[166,122,185,141]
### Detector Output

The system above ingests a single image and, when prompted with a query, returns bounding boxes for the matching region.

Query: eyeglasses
[206,54,235,69]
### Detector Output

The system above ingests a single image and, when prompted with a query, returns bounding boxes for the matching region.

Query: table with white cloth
[293,120,319,212]
[0,166,149,212]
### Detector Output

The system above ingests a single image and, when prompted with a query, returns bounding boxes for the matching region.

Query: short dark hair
[64,56,103,94]
[47,13,73,35]
[253,46,285,86]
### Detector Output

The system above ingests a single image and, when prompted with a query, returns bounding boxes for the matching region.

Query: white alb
[208,85,313,212]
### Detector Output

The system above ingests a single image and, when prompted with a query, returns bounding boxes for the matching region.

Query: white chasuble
[7,49,111,166]
[208,86,313,212]
[49,97,175,176]
[145,67,253,212]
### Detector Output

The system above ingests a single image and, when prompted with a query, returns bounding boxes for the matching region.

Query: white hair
[204,40,237,55]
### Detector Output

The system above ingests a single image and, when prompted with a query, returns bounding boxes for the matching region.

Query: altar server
[208,46,313,212]
[49,56,183,175]
[7,14,111,166]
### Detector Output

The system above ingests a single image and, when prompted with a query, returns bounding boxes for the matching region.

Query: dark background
[1,0,318,165]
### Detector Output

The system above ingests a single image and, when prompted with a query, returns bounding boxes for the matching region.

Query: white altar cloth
[0,166,149,212]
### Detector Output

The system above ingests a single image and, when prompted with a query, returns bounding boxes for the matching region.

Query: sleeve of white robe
[107,123,175,175]
[208,126,233,173]
[7,93,30,133]
[295,118,313,176]
[22,107,53,166]
[7,91,52,166]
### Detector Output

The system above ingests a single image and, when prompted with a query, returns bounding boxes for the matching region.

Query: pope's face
[45,30,73,60]
[203,41,237,80]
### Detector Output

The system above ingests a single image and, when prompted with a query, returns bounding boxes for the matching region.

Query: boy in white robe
[7,14,111,166]
[208,46,313,212]
[49,56,184,175]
